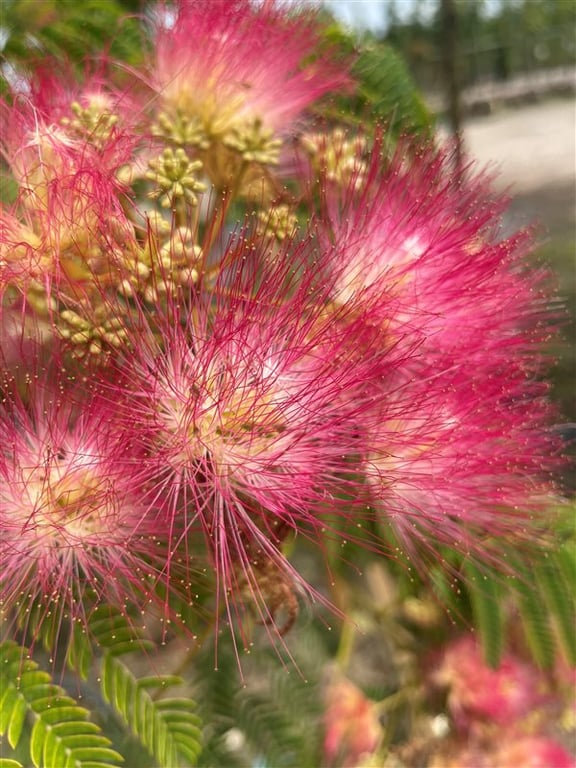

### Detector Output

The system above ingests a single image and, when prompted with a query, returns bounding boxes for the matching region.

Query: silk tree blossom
[316,139,553,364]
[0,101,143,358]
[428,636,575,768]
[22,60,146,151]
[491,737,575,768]
[302,138,561,561]
[432,635,549,732]
[0,0,565,666]
[323,671,381,768]
[432,736,575,768]
[108,246,398,636]
[149,0,350,184]
[362,355,558,561]
[0,58,144,194]
[0,107,137,293]
[0,371,183,641]
[1,89,137,200]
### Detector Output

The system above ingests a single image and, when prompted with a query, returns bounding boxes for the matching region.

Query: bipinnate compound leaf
[505,534,576,669]
[2,0,144,70]
[319,24,433,136]
[0,641,123,768]
[428,529,575,672]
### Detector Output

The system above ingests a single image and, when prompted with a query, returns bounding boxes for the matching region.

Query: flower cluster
[323,670,382,768]
[0,0,562,655]
[427,635,575,768]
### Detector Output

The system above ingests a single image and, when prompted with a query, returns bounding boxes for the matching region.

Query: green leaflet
[0,641,124,768]
[534,550,576,665]
[12,600,62,659]
[351,43,432,135]
[462,561,504,668]
[0,610,204,767]
[461,536,576,670]
[504,538,576,669]
[8,600,147,679]
[515,569,556,669]
[99,654,202,768]
[66,622,94,681]
[81,605,202,765]
[88,605,154,657]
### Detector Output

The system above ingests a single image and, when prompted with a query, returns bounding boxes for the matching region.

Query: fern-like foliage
[319,24,433,137]
[9,599,143,681]
[350,42,433,135]
[1,0,144,70]
[100,654,202,768]
[430,534,576,669]
[88,605,155,660]
[373,500,576,670]
[86,607,202,767]
[193,624,329,768]
[0,640,124,768]
[2,607,204,767]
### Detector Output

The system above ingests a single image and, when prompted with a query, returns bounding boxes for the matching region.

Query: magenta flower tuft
[312,138,562,561]
[106,246,395,638]
[432,635,548,731]
[316,139,553,362]
[149,0,350,157]
[0,369,182,642]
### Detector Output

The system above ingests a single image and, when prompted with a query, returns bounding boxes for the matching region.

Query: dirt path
[462,97,575,195]
[461,97,575,476]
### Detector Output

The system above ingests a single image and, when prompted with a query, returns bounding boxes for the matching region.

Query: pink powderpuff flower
[432,635,549,732]
[2,56,141,178]
[0,367,181,643]
[107,244,397,641]
[0,99,139,316]
[362,358,559,559]
[312,138,561,560]
[0,209,44,293]
[493,736,575,768]
[315,138,554,366]
[21,58,147,148]
[0,301,56,390]
[149,0,349,147]
[431,738,575,768]
[323,671,381,768]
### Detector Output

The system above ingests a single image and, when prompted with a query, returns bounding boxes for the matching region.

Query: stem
[199,160,249,276]
[335,615,355,670]
[173,198,188,229]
